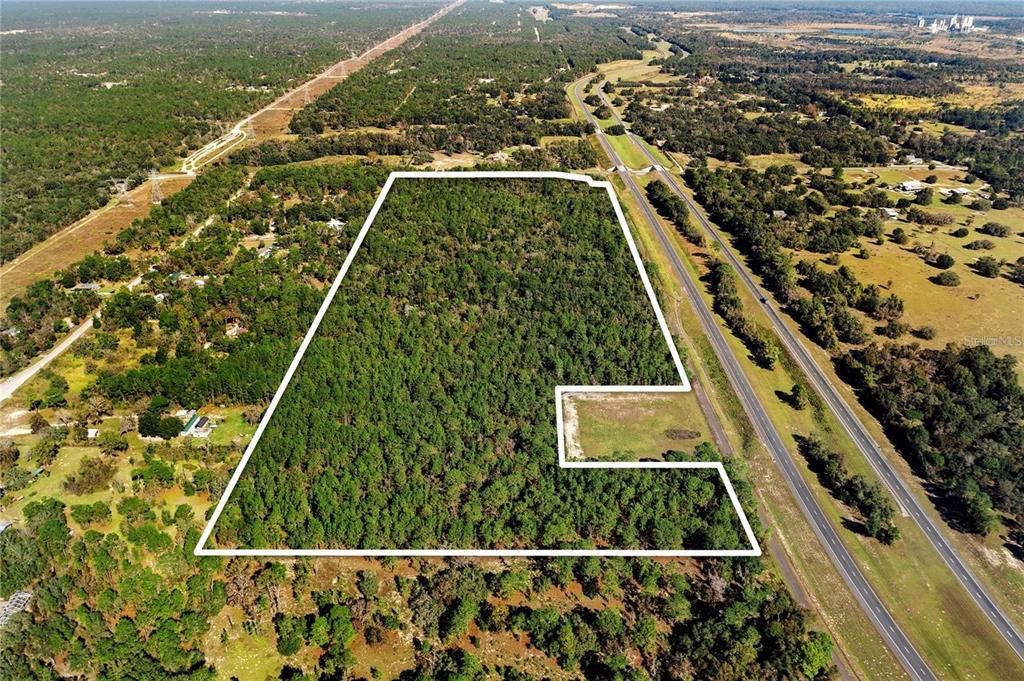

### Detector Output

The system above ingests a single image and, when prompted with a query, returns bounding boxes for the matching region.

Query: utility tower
[150,171,163,204]
[109,177,130,197]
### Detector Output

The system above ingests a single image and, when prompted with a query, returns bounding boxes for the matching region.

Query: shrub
[934,253,955,269]
[70,501,112,526]
[974,256,1001,278]
[0,440,18,468]
[978,222,1009,237]
[64,457,116,495]
[880,320,910,338]
[950,227,969,237]
[789,384,810,410]
[907,207,953,225]
[965,239,994,250]
[138,412,184,440]
[934,271,960,286]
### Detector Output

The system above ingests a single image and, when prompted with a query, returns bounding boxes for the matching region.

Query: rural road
[179,0,465,175]
[593,84,1024,665]
[0,271,145,402]
[0,317,92,402]
[573,78,937,681]
[0,2,464,403]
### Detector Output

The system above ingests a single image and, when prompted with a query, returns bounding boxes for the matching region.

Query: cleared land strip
[572,77,936,681]
[592,84,1024,665]
[0,0,464,307]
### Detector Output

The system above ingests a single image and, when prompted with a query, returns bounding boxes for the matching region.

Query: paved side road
[573,79,936,681]
[594,84,1024,665]
[0,317,93,402]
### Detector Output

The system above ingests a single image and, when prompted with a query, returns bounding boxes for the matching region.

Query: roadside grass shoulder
[665,176,1024,675]
[613,180,905,680]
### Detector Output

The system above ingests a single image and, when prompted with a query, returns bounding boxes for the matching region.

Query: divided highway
[593,85,1024,664]
[572,78,936,681]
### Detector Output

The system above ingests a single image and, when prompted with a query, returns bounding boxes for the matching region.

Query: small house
[896,180,924,193]
[192,417,215,439]
[180,411,200,436]
[87,428,99,439]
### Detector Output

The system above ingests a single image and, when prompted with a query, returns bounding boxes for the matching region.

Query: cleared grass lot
[566,391,711,461]
[611,177,908,680]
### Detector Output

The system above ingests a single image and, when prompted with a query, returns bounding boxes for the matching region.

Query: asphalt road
[593,85,1024,665]
[0,270,143,402]
[0,316,93,402]
[573,79,936,681]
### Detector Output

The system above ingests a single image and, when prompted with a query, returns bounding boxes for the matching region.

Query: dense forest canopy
[0,0,443,262]
[289,4,647,152]
[212,178,749,552]
[11,1,1024,676]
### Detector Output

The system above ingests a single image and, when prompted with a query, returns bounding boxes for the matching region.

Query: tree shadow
[841,516,869,538]
[1004,521,1024,563]
[920,479,975,536]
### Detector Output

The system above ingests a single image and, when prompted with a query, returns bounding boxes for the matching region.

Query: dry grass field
[0,7,451,308]
[826,166,1024,364]
[0,176,193,308]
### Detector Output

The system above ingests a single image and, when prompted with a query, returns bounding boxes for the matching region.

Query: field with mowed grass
[565,392,712,461]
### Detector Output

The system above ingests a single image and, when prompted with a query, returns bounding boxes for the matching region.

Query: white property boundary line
[195,171,761,558]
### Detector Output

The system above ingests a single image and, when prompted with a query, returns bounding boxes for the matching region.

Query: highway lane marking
[574,77,938,680]
[591,74,1024,663]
